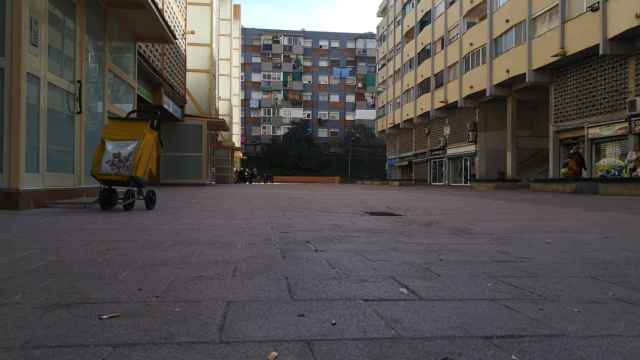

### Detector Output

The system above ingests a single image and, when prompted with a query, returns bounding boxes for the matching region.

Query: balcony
[107,0,177,43]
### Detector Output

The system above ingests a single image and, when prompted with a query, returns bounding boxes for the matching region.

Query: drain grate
[365,211,402,217]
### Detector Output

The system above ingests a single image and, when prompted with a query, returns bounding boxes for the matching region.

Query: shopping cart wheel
[144,190,157,211]
[123,189,136,211]
[98,188,118,211]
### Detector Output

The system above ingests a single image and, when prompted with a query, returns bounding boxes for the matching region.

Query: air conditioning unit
[627,97,640,116]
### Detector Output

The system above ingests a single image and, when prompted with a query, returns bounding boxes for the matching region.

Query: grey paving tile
[25,301,226,347]
[497,277,640,303]
[222,301,395,341]
[396,274,541,300]
[369,301,557,337]
[311,339,511,360]
[0,305,43,348]
[499,301,640,336]
[288,278,418,300]
[493,336,640,360]
[3,347,113,360]
[161,275,289,301]
[105,342,313,360]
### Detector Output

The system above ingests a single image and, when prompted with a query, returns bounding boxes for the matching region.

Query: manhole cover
[365,211,402,217]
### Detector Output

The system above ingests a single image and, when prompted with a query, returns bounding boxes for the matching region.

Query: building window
[302,74,313,84]
[318,111,329,120]
[418,10,432,33]
[303,110,312,119]
[346,112,355,120]
[317,128,328,137]
[46,83,75,174]
[448,23,460,45]
[532,5,560,38]
[463,46,487,74]
[417,43,432,65]
[434,71,444,89]
[303,57,313,66]
[434,37,445,54]
[329,94,341,102]
[402,58,415,74]
[262,108,273,117]
[319,75,329,84]
[330,40,340,48]
[448,62,458,82]
[304,39,313,48]
[492,0,509,11]
[48,0,76,82]
[329,128,340,137]
[108,71,135,114]
[319,93,329,102]
[303,92,312,101]
[434,1,445,18]
[346,40,356,48]
[318,58,329,67]
[417,77,431,97]
[252,56,261,63]
[494,21,527,58]
[329,111,340,120]
[26,74,41,174]
[447,0,458,8]
[319,39,329,49]
[402,87,414,104]
[346,94,355,103]
[566,0,600,19]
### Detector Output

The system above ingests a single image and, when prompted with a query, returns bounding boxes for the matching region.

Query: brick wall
[446,107,475,146]
[398,128,413,154]
[386,133,398,156]
[636,53,640,97]
[414,122,429,151]
[428,117,446,148]
[553,55,629,124]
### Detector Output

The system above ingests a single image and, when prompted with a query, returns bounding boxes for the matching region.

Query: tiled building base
[0,188,99,210]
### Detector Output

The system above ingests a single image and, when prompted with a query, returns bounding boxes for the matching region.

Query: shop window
[26,74,41,174]
[431,159,446,184]
[48,0,76,82]
[449,157,474,185]
[593,138,629,178]
[532,5,560,38]
[46,83,75,174]
[108,72,135,114]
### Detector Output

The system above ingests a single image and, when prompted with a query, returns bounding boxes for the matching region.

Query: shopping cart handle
[125,109,161,130]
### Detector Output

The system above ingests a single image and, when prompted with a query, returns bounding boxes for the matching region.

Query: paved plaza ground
[1,184,640,359]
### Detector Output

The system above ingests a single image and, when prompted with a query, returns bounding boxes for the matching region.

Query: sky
[235,0,380,34]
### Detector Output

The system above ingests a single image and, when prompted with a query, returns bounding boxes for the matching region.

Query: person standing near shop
[625,144,640,177]
[566,147,586,178]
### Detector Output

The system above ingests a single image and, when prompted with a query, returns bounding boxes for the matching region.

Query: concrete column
[506,96,518,179]
[548,85,557,178]
[476,104,488,179]
[8,0,24,189]
[584,130,592,178]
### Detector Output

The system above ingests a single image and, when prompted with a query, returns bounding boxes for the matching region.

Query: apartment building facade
[241,28,378,156]
[0,0,201,209]
[376,0,640,185]
[186,0,242,184]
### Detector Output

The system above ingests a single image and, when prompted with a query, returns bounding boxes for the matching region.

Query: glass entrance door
[44,0,79,187]
[83,0,106,185]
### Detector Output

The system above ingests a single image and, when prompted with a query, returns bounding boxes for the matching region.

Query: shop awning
[183,115,230,132]
[106,0,176,43]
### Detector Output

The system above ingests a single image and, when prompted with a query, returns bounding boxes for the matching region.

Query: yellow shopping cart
[91,110,162,211]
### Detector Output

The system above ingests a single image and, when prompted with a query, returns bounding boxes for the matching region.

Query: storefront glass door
[0,0,8,187]
[84,0,106,185]
[45,0,78,187]
[592,137,628,178]
[431,159,446,185]
[449,156,475,185]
